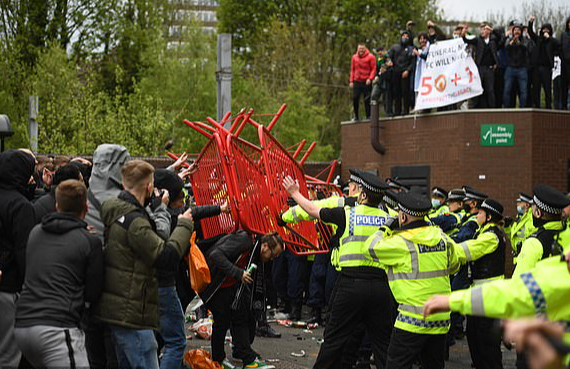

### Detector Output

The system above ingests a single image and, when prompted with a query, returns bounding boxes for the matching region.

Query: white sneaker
[222,359,237,369]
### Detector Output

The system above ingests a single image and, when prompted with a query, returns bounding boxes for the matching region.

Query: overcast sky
[438,0,570,21]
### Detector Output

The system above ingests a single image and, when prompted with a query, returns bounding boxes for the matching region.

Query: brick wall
[341,109,570,217]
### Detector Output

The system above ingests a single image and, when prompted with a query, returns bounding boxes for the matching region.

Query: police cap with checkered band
[397,192,432,218]
[481,199,504,218]
[533,184,570,215]
[356,171,389,194]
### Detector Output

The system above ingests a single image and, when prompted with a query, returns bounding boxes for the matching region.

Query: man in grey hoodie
[85,144,130,242]
[84,144,129,368]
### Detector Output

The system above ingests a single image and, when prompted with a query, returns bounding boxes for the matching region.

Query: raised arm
[282,176,322,220]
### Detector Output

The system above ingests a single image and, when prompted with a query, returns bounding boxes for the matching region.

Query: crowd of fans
[350,16,570,119]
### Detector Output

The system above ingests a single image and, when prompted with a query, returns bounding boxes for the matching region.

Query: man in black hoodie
[0,149,36,368]
[388,30,416,116]
[559,16,570,110]
[503,23,530,108]
[14,179,104,367]
[528,16,559,109]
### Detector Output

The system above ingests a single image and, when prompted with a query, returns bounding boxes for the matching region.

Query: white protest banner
[414,38,483,110]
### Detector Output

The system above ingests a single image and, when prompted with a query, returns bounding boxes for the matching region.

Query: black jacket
[505,36,530,68]
[463,35,499,67]
[0,150,36,293]
[528,21,558,68]
[200,231,257,304]
[157,204,221,287]
[33,191,56,224]
[15,213,104,328]
[388,41,415,73]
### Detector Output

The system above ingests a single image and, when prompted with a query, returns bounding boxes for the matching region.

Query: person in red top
[350,44,376,121]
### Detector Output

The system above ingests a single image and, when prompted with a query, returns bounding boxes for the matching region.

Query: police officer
[429,187,449,218]
[505,192,536,260]
[431,189,467,236]
[363,191,460,369]
[280,169,363,324]
[454,186,488,243]
[424,256,570,362]
[454,198,507,369]
[282,171,392,369]
[513,185,570,276]
[446,187,487,348]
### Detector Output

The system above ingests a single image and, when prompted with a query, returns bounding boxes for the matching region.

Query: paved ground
[185,318,517,369]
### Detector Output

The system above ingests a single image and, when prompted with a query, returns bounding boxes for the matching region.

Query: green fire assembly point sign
[480,124,514,146]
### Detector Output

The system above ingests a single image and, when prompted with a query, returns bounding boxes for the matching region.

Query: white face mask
[431,199,442,209]
[517,205,525,215]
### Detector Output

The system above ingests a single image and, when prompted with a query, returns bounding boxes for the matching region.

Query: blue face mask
[517,205,525,215]
[431,199,442,209]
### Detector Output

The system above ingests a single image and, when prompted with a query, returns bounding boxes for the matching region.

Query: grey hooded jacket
[85,144,129,244]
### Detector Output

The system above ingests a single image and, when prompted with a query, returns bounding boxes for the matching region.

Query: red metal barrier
[258,125,322,254]
[189,133,239,238]
[225,134,272,236]
[176,106,331,255]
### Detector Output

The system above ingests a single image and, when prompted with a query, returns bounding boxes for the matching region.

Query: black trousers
[207,285,257,365]
[84,316,118,369]
[495,68,505,108]
[391,72,411,115]
[478,66,496,108]
[353,81,372,119]
[526,67,534,107]
[466,316,503,369]
[531,66,553,109]
[385,328,446,369]
[341,323,371,369]
[313,274,393,369]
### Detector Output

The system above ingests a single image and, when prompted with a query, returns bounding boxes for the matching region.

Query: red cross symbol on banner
[451,73,461,86]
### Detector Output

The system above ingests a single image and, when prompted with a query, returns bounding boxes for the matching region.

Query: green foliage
[0,0,438,161]
[21,45,170,155]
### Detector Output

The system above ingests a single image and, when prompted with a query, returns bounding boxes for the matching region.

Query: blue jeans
[110,325,159,369]
[503,66,527,107]
[158,286,186,369]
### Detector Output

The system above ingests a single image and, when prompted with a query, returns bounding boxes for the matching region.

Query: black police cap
[516,192,533,204]
[481,199,504,218]
[397,192,432,217]
[389,178,410,192]
[432,186,448,198]
[358,171,389,194]
[463,186,487,201]
[447,189,465,201]
[533,184,570,215]
[383,189,399,209]
[348,169,363,184]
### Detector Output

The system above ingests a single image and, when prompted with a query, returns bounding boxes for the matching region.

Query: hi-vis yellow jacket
[364,224,460,334]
